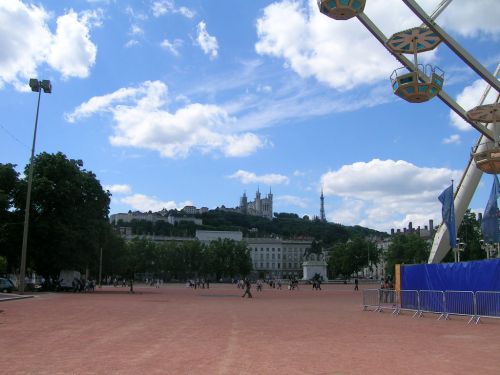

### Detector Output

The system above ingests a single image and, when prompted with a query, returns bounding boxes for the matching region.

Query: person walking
[354,278,359,291]
[256,279,263,292]
[242,279,253,298]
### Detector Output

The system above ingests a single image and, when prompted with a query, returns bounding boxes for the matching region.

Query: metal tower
[320,189,326,222]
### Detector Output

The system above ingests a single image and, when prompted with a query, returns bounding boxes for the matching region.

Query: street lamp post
[18,79,52,294]
[480,240,498,259]
[453,238,465,263]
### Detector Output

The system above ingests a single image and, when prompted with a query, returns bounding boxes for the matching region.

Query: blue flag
[481,175,500,243]
[438,183,456,248]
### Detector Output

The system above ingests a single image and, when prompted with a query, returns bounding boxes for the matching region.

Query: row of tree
[1,152,489,282]
[327,209,487,281]
[123,238,252,281]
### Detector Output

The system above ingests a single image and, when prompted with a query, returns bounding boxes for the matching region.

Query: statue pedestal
[302,260,328,281]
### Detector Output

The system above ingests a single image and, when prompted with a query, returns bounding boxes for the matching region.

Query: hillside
[114,209,387,245]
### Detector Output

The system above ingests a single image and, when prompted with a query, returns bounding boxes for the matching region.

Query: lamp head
[29,78,40,92]
[41,80,52,93]
[29,79,52,93]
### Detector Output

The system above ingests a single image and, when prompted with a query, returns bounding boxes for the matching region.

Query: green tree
[0,163,23,272]
[233,241,252,277]
[327,238,375,279]
[205,239,252,280]
[100,226,127,278]
[0,255,7,274]
[385,233,429,276]
[457,209,484,261]
[14,152,111,278]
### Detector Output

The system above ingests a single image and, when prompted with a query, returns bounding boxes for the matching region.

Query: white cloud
[255,0,400,91]
[275,195,309,209]
[130,24,143,36]
[80,9,105,28]
[450,79,499,131]
[125,39,139,48]
[255,0,499,91]
[121,193,191,212]
[442,134,461,145]
[321,159,461,231]
[160,38,183,56]
[0,2,97,89]
[65,86,144,122]
[151,1,194,18]
[223,134,267,157]
[0,1,51,90]
[257,84,272,93]
[293,170,306,177]
[104,184,132,194]
[196,21,218,59]
[66,80,266,158]
[125,6,148,21]
[438,0,500,38]
[177,6,195,19]
[229,170,289,185]
[47,10,97,79]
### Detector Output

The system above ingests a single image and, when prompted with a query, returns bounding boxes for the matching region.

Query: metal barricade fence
[474,291,500,324]
[394,290,419,316]
[443,291,475,322]
[377,289,397,313]
[417,290,445,319]
[364,289,500,324]
[362,289,380,311]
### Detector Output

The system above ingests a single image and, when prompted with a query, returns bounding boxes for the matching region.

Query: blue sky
[0,0,499,233]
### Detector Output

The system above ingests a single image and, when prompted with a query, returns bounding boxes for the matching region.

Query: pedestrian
[242,278,253,298]
[383,278,389,303]
[354,278,359,291]
[129,278,134,293]
[256,279,263,292]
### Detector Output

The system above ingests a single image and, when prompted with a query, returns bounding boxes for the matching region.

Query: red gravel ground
[1,283,499,375]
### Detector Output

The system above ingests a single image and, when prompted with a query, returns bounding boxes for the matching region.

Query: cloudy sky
[1,0,499,232]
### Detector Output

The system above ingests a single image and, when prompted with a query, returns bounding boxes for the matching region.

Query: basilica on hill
[239,188,273,220]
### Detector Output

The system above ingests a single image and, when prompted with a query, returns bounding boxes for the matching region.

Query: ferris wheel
[316,0,500,263]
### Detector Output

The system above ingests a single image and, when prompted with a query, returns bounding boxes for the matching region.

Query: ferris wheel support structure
[354,12,499,263]
[402,0,500,93]
[356,13,495,140]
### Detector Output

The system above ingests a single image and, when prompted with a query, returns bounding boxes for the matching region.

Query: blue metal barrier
[417,290,445,319]
[475,291,500,324]
[443,291,475,322]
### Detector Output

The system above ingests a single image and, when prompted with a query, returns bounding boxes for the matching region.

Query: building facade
[246,238,312,278]
[110,211,202,226]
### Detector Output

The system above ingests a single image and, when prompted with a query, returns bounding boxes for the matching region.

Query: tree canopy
[327,237,380,279]
[0,153,111,278]
[384,233,430,276]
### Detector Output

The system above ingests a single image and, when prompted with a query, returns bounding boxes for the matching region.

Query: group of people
[312,279,322,290]
[380,277,395,303]
[237,277,305,298]
[71,278,95,293]
[187,279,210,289]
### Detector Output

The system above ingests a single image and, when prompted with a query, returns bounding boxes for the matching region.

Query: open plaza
[1,282,499,375]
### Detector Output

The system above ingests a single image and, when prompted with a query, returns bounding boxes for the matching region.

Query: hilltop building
[238,188,273,220]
